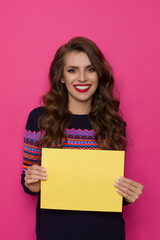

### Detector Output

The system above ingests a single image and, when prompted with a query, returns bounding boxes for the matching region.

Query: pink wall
[0,0,159,239]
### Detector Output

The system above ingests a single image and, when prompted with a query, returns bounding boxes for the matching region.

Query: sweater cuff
[123,197,130,205]
[21,173,39,195]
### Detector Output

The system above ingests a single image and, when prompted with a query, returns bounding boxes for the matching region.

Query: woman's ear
[61,78,65,84]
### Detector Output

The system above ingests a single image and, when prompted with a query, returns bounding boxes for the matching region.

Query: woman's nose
[78,71,87,82]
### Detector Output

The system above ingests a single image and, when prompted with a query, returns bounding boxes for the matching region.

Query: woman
[21,36,143,240]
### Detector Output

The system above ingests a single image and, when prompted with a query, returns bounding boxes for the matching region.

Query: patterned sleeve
[21,107,45,195]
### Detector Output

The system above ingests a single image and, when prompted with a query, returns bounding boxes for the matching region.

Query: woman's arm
[21,107,46,194]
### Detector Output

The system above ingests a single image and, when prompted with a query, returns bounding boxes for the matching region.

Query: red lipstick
[73,84,92,93]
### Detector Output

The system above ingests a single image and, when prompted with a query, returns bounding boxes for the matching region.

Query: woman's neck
[68,100,91,115]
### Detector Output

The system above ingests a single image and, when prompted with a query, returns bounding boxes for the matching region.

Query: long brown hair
[40,36,127,150]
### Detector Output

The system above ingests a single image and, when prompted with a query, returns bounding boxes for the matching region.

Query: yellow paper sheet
[41,148,125,212]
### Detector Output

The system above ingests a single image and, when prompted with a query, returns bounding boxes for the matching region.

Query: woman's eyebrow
[66,65,93,69]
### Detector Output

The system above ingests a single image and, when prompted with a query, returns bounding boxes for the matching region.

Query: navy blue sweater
[21,107,126,240]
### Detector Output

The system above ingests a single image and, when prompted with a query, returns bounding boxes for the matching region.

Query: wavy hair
[39,36,127,150]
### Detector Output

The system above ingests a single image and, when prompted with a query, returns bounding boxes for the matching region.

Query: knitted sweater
[21,107,126,240]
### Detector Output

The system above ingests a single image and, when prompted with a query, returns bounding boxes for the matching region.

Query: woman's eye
[68,69,76,73]
[88,67,96,72]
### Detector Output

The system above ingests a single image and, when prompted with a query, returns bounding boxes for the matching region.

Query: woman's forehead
[64,51,91,67]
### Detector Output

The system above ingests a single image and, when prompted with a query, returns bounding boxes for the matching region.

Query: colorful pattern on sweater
[23,128,110,172]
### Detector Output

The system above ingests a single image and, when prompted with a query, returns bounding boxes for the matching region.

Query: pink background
[0,0,159,239]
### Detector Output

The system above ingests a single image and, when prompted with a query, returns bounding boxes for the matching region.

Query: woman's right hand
[24,165,47,193]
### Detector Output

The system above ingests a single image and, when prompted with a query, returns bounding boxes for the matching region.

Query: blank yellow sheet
[41,148,125,212]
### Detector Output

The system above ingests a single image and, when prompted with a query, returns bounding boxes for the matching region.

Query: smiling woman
[41,37,127,150]
[21,36,143,240]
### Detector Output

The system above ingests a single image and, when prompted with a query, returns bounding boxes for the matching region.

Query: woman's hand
[24,165,47,193]
[114,177,144,203]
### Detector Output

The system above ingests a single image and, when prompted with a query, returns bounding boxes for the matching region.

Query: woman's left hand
[114,177,144,203]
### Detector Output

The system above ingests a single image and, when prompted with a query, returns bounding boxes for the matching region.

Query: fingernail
[42,168,46,172]
[42,177,47,180]
[43,173,47,176]
[116,189,120,193]
[114,183,118,187]
[115,180,119,183]
[118,177,123,180]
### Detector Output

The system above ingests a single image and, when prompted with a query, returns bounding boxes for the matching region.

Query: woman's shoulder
[28,106,46,118]
[25,106,46,132]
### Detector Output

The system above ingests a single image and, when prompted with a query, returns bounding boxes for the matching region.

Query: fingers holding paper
[24,165,47,193]
[114,177,144,203]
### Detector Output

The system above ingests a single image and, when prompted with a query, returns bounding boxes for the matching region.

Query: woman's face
[62,51,98,113]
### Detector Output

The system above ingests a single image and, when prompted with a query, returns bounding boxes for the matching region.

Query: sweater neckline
[73,114,88,116]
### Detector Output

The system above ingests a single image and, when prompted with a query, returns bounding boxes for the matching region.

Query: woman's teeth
[75,86,90,90]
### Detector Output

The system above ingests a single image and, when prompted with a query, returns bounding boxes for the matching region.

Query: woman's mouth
[73,84,92,93]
